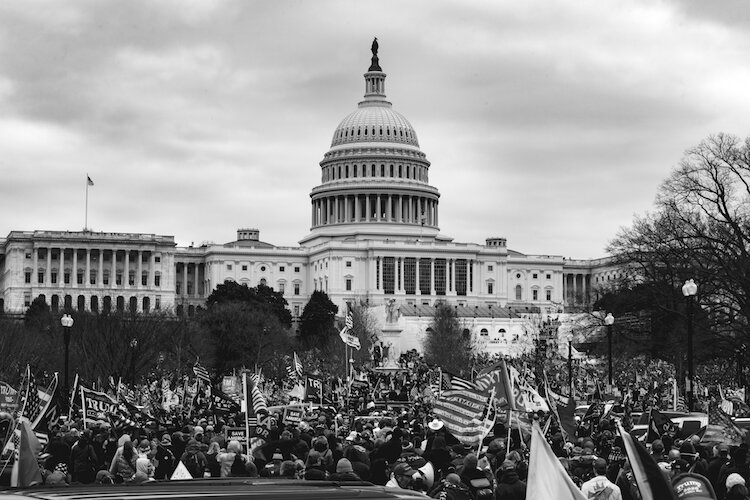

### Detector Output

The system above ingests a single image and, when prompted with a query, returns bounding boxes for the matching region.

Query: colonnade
[562,272,591,306]
[312,193,438,227]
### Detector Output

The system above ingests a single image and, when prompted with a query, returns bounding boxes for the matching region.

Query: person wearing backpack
[153,434,176,480]
[179,438,207,479]
[218,440,252,478]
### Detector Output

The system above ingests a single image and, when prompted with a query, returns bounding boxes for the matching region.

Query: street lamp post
[682,279,698,412]
[129,338,138,385]
[604,313,615,386]
[566,334,573,395]
[60,314,74,411]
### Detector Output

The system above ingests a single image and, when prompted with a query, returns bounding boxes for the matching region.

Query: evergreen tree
[298,291,338,350]
[422,301,473,376]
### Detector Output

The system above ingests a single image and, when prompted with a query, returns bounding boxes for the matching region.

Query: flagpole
[84,174,89,231]
[243,373,250,454]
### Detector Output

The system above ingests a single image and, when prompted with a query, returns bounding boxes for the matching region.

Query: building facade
[0,47,617,358]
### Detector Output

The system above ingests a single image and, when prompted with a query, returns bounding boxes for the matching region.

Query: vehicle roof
[0,479,428,500]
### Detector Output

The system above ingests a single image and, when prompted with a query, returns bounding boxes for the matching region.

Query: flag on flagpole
[475,359,517,411]
[618,423,677,500]
[701,404,746,446]
[527,420,585,500]
[10,419,43,487]
[293,352,303,377]
[87,175,94,186]
[193,361,210,385]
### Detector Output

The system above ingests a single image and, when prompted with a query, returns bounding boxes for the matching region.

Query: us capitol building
[0,43,619,359]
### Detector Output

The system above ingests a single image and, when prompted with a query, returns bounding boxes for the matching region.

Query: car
[0,478,429,500]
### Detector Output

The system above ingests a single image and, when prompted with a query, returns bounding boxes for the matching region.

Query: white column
[335,196,340,223]
[386,195,392,221]
[355,195,361,221]
[366,195,371,222]
[376,194,381,221]
[111,250,117,288]
[398,258,403,291]
[398,195,403,223]
[150,252,156,288]
[182,263,188,297]
[33,247,39,284]
[97,250,103,287]
[430,259,435,295]
[137,251,143,289]
[416,258,421,295]
[72,249,78,286]
[450,259,455,293]
[194,264,199,297]
[46,248,51,285]
[85,250,91,288]
[124,250,130,288]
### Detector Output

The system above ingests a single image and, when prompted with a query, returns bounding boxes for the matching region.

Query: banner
[527,421,585,500]
[339,328,361,350]
[283,408,303,426]
[475,360,517,411]
[0,382,18,412]
[305,376,323,402]
[433,389,496,446]
[209,387,241,415]
[80,386,119,428]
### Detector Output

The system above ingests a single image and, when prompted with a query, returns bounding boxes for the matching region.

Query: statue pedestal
[379,326,402,369]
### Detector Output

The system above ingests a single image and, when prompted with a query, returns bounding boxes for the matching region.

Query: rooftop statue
[369,37,381,71]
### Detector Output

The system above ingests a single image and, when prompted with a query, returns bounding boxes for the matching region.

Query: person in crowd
[304,450,328,480]
[726,473,750,500]
[70,429,98,484]
[580,457,622,500]
[205,440,222,477]
[495,460,527,500]
[110,439,137,483]
[180,438,207,479]
[330,458,361,481]
[153,433,176,480]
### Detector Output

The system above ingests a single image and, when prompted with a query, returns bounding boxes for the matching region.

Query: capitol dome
[300,40,441,247]
[331,105,419,148]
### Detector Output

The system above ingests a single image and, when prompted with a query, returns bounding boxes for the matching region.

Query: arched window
[91,295,99,312]
[77,295,86,312]
[103,296,112,312]
[260,278,267,286]
[129,297,138,313]
[116,296,125,312]
[515,285,522,300]
[480,328,489,336]
[142,297,150,312]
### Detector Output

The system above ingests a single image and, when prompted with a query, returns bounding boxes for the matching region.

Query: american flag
[193,361,210,384]
[246,373,268,415]
[287,352,304,379]
[450,375,478,391]
[345,313,353,330]
[18,367,44,424]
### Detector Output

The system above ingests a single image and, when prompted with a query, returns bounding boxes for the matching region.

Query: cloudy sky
[1,0,749,259]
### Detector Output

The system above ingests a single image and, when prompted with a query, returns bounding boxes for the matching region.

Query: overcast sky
[2,0,749,259]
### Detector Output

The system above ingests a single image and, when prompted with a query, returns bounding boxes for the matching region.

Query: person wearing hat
[707,443,730,490]
[580,457,622,500]
[153,433,176,480]
[725,473,748,500]
[386,462,417,489]
[304,450,328,480]
[495,460,526,500]
[429,472,473,500]
[330,458,361,482]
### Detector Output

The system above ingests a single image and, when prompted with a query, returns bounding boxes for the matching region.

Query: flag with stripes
[244,373,268,416]
[701,404,746,446]
[433,388,497,446]
[345,313,353,330]
[294,352,303,377]
[193,361,210,384]
[449,374,478,391]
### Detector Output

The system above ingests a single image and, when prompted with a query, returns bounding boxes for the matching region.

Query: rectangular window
[155,296,161,310]
[227,264,232,270]
[455,259,467,296]
[25,253,31,259]
[51,272,57,284]
[129,272,135,286]
[242,265,248,271]
[376,260,380,290]
[24,293,31,307]
[488,265,493,271]
[346,261,352,268]
[279,283,285,294]
[546,290,552,301]
[294,305,300,317]
[294,283,300,295]
[419,258,431,295]
[533,289,538,301]
[187,282,193,294]
[345,279,352,291]
[25,272,31,284]
[294,266,300,273]
[176,283,181,294]
[38,272,44,284]
[155,275,161,287]
[434,259,446,295]
[487,282,494,294]
[77,273,84,285]
[533,273,538,279]
[142,274,148,286]
[103,274,109,285]
[64,272,70,284]
[279,266,285,272]
[546,274,551,280]
[383,257,395,294]
[116,273,122,285]
[90,271,96,285]
[404,257,416,295]
[155,256,161,263]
